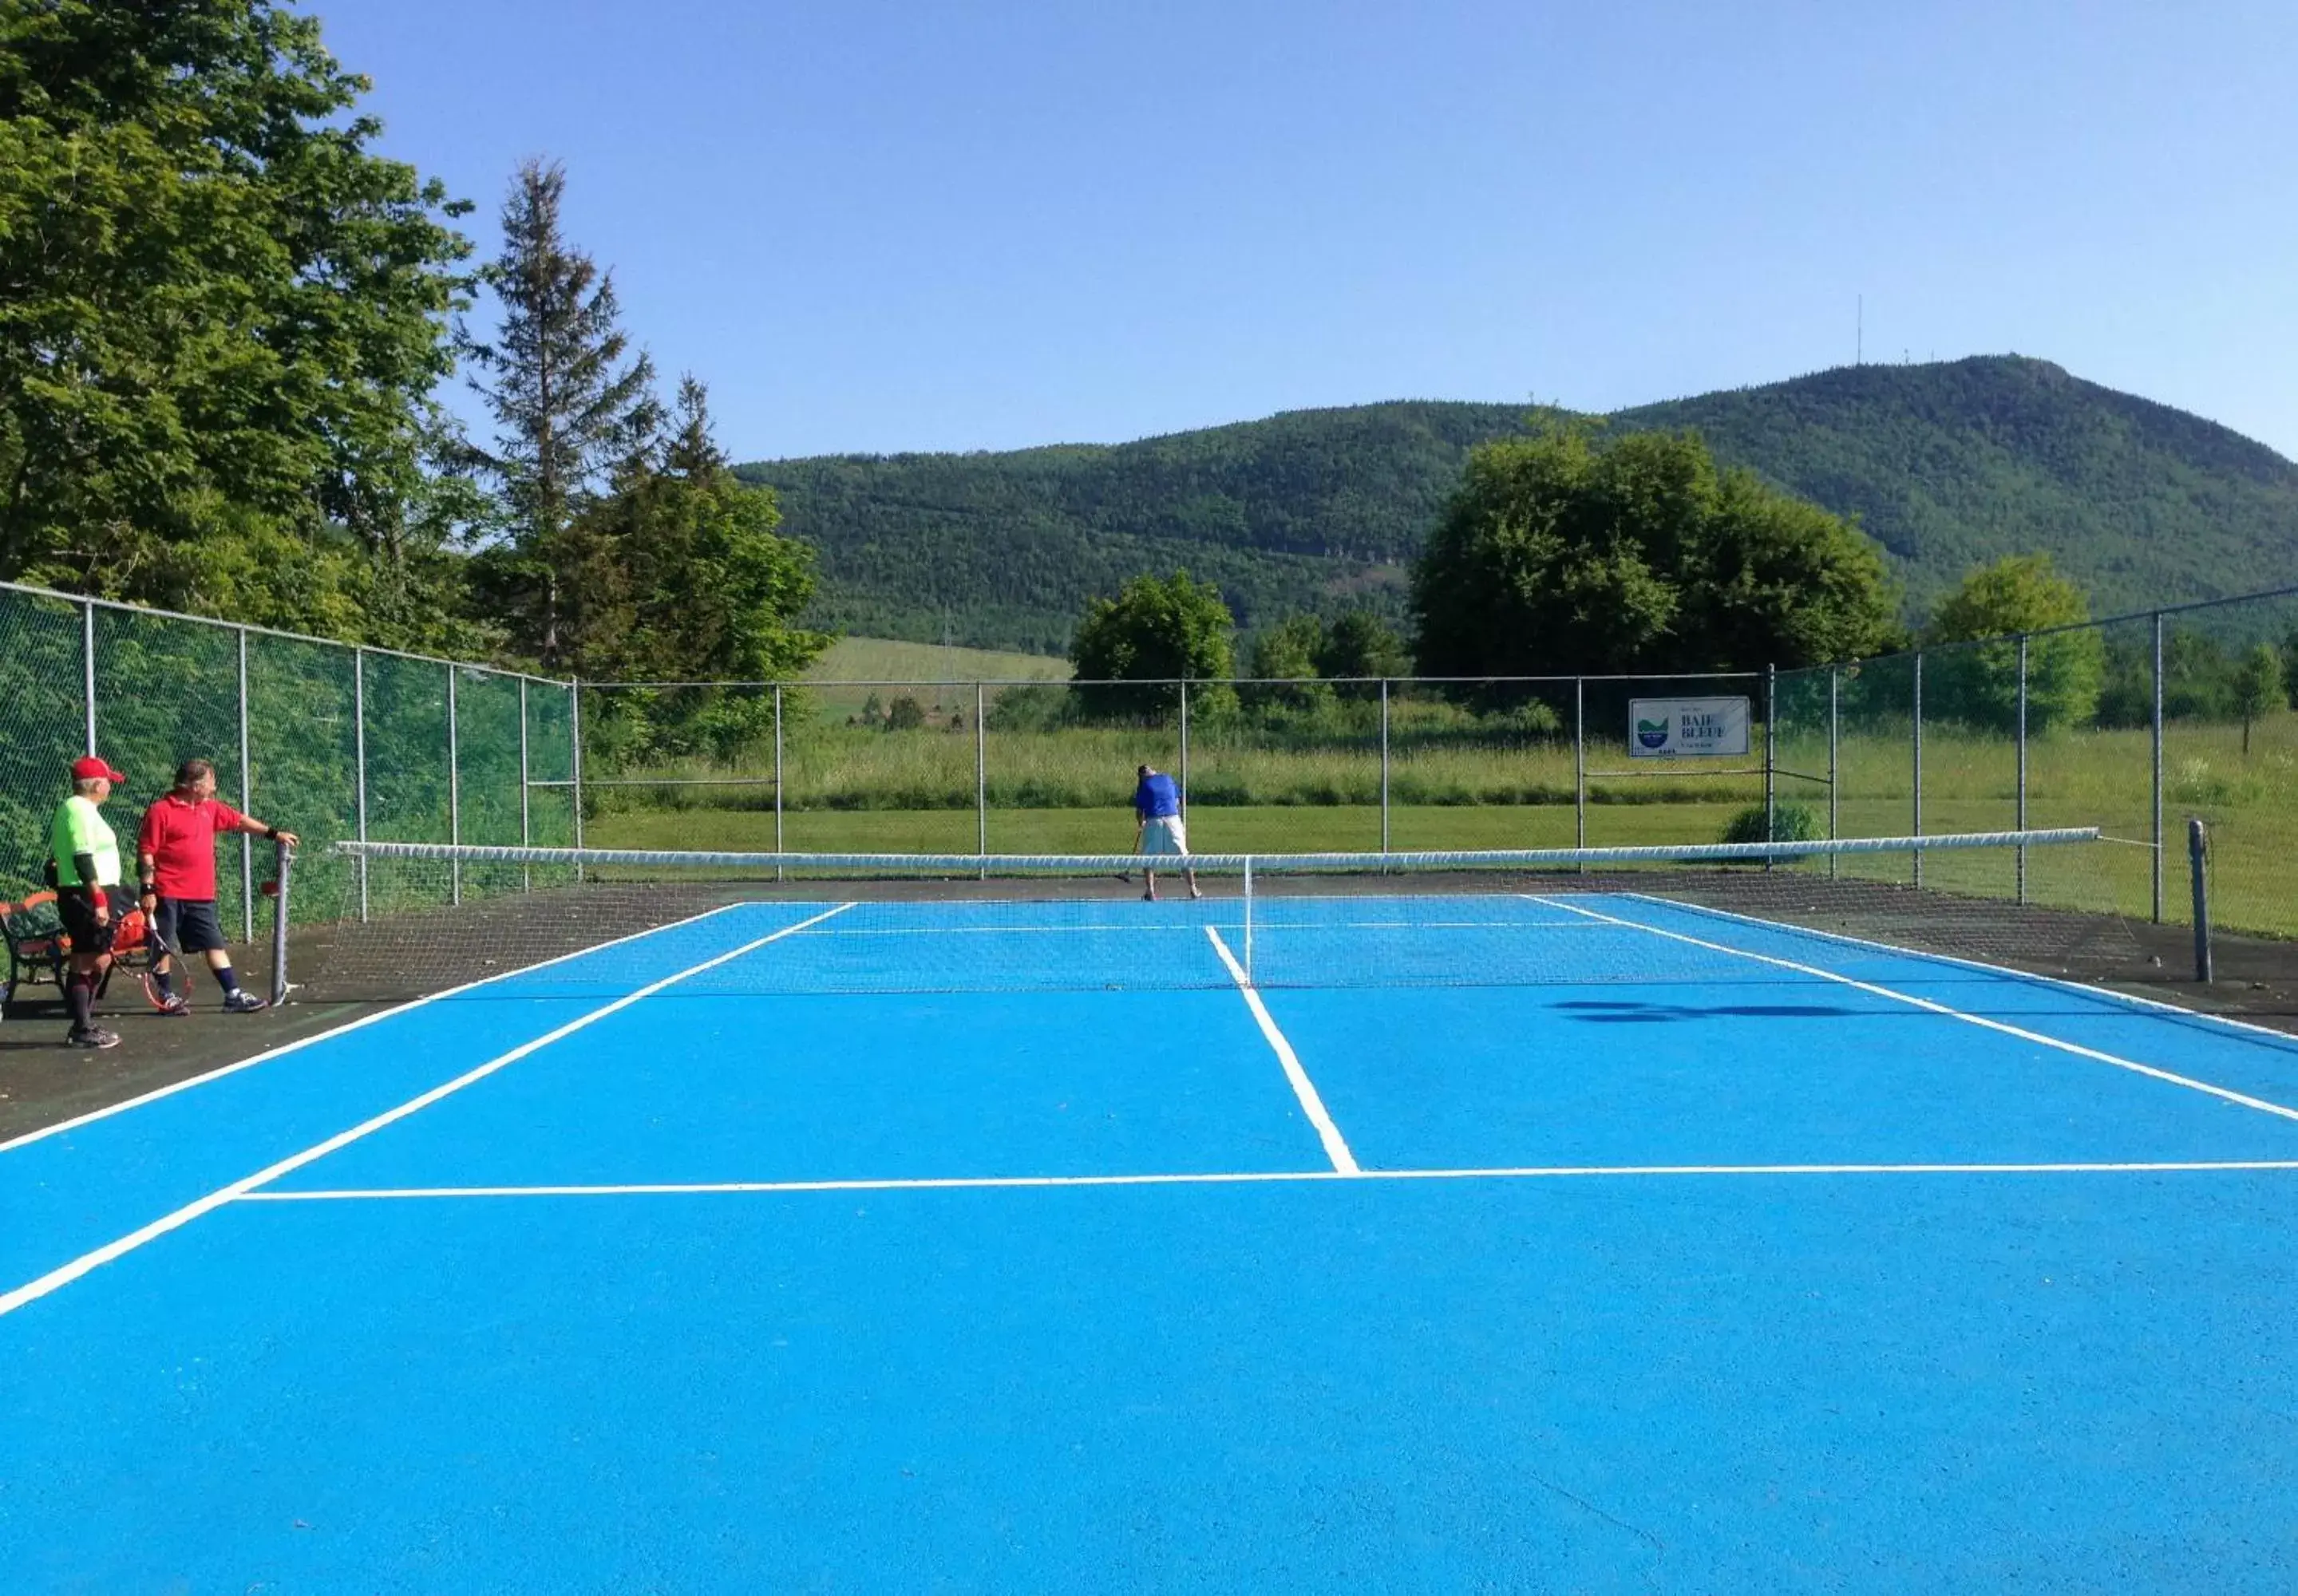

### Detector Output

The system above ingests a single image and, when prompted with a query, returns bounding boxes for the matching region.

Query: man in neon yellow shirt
[49,754,128,1049]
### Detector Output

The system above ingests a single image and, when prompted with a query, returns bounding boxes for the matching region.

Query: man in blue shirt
[1130,763,1200,901]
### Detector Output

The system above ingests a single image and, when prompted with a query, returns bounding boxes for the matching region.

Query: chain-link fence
[10,573,2291,975]
[573,582,2298,945]
[0,582,575,978]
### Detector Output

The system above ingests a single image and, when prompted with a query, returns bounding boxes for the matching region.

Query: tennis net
[281,829,2135,1001]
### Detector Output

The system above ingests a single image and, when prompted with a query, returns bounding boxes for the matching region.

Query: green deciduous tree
[1245,614,1330,711]
[1410,425,1894,681]
[1070,571,1236,721]
[0,0,473,638]
[1314,610,1409,696]
[2231,642,2284,754]
[1925,554,2105,733]
[459,159,659,668]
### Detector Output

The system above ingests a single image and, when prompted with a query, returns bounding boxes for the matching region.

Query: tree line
[0,2,825,706]
[1056,425,2294,744]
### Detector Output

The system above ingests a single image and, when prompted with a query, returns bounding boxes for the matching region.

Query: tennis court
[5,836,2297,1591]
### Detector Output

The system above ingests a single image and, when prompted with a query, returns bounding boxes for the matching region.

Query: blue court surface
[6,891,2298,1592]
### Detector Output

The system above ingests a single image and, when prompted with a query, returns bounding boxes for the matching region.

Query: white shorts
[1137,816,1189,857]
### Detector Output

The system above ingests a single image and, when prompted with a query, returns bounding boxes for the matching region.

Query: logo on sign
[1635,717,1670,750]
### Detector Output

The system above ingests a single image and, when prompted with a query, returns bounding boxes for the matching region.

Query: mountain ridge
[734,357,2298,654]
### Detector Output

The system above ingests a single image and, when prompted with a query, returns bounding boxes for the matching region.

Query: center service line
[1206,925,1360,1175]
[0,903,857,1321]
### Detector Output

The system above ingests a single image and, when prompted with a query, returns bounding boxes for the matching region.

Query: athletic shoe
[221,990,268,1013]
[67,1027,121,1050]
[157,993,190,1017]
[1189,885,1203,900]
[1143,890,1157,902]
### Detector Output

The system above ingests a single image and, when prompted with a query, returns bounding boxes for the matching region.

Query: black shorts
[55,888,117,956]
[155,897,228,955]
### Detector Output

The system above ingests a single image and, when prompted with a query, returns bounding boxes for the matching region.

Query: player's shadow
[1553,998,1866,1023]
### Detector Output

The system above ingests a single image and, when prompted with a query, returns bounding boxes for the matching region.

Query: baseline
[1532,895,2298,1124]
[0,904,855,1320]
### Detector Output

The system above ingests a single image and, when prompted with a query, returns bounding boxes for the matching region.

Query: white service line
[0,899,770,1156]
[1532,895,2298,1125]
[0,903,856,1321]
[1616,889,2298,1053]
[1204,925,1359,1175]
[237,1157,2298,1203]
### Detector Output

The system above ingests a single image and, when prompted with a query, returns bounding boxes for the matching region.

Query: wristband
[265,826,280,840]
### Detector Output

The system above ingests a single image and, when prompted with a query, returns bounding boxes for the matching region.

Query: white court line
[1204,926,1359,1175]
[0,904,856,1321]
[797,919,1591,937]
[1532,895,2298,1125]
[0,899,773,1156]
[237,1158,2298,1203]
[1616,890,2298,1053]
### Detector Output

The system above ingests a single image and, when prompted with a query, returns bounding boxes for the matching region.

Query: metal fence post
[1763,663,1777,845]
[1911,650,1924,888]
[772,683,784,881]
[1177,680,1189,817]
[519,678,532,894]
[570,680,585,884]
[1827,666,1839,879]
[975,681,987,875]
[1379,679,1391,859]
[1573,677,1586,851]
[2151,611,2165,923]
[237,626,254,942]
[81,598,96,754]
[354,647,368,921]
[2016,634,2029,905]
[445,665,461,906]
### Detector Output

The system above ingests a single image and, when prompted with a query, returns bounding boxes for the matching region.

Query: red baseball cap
[70,755,127,783]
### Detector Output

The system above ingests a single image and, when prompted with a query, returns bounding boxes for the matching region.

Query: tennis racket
[136,898,188,1012]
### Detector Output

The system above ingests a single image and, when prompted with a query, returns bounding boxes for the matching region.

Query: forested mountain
[737,357,2298,653]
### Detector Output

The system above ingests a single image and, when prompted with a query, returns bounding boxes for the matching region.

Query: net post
[354,647,369,922]
[975,680,987,878]
[773,683,785,883]
[2189,818,2213,983]
[1378,678,1391,867]
[571,679,586,884]
[519,678,532,895]
[1911,650,1924,889]
[267,840,293,1007]
[1762,663,1777,865]
[237,624,254,942]
[2016,634,2029,905]
[81,597,96,754]
[1826,666,1839,879]
[1572,676,1586,856]
[446,664,461,907]
[1177,678,1189,820]
[2151,611,2165,922]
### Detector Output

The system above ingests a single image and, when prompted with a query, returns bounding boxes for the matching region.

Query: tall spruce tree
[459,159,659,667]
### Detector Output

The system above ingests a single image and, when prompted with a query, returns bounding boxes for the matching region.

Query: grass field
[583,705,2296,938]
[804,638,1069,721]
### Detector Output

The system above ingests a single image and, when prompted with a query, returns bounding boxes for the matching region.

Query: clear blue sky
[316,0,2298,462]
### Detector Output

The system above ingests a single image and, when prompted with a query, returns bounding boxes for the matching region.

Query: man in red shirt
[136,758,298,1014]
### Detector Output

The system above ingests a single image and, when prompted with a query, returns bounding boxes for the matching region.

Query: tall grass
[583,702,2298,938]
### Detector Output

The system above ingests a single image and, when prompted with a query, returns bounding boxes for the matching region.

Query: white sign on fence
[1628,697,1751,758]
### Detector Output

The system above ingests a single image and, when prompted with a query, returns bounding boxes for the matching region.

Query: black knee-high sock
[65,972,95,1032]
[212,962,240,996]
